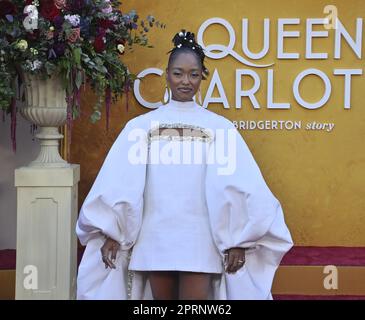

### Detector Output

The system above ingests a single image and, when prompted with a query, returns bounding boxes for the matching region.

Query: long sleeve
[76,118,148,249]
[75,118,148,300]
[205,121,293,299]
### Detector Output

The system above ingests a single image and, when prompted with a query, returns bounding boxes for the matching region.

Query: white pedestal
[14,164,80,300]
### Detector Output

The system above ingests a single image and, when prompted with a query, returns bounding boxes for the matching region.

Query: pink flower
[67,28,80,43]
[101,0,113,14]
[54,0,66,10]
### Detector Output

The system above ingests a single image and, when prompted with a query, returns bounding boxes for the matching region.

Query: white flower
[15,40,28,52]
[30,48,38,55]
[24,5,38,19]
[27,60,42,71]
[117,44,125,54]
[23,5,38,31]
[65,14,81,27]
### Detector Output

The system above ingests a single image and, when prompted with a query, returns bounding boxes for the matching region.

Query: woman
[76,30,293,300]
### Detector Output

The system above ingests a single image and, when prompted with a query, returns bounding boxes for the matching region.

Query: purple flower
[71,0,85,11]
[79,18,90,37]
[53,15,64,29]
[53,42,65,56]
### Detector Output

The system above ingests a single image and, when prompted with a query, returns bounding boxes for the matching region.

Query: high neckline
[165,98,198,111]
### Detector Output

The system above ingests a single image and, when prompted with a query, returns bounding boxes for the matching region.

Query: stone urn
[20,73,69,167]
[15,73,79,300]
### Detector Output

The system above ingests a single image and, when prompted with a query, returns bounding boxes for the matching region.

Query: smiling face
[166,51,203,102]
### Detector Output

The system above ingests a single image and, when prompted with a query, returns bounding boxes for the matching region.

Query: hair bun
[172,29,197,48]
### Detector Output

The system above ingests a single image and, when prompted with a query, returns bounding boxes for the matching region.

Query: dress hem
[129,267,223,274]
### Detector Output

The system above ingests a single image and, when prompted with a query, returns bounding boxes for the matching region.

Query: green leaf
[72,106,80,119]
[44,62,56,76]
[75,70,83,89]
[73,48,82,66]
[96,64,108,74]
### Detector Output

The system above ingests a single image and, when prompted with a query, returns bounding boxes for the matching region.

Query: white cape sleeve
[205,121,293,300]
[76,118,148,299]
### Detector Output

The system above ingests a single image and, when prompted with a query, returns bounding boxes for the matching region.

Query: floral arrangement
[0,0,164,151]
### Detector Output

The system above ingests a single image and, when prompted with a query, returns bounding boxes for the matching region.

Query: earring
[198,87,203,106]
[163,84,171,105]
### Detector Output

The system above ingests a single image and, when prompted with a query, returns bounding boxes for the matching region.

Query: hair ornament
[168,29,210,80]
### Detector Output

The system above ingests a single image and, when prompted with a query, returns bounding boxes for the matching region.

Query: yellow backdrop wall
[72,0,365,247]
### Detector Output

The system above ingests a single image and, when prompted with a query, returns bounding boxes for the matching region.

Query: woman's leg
[178,272,212,300]
[148,271,179,300]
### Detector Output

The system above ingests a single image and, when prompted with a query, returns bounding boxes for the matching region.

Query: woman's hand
[100,237,120,269]
[224,247,246,274]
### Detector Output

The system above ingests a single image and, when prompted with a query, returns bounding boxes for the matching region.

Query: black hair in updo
[167,29,209,80]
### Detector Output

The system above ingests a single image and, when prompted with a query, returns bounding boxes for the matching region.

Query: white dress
[75,98,293,300]
[128,99,223,273]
